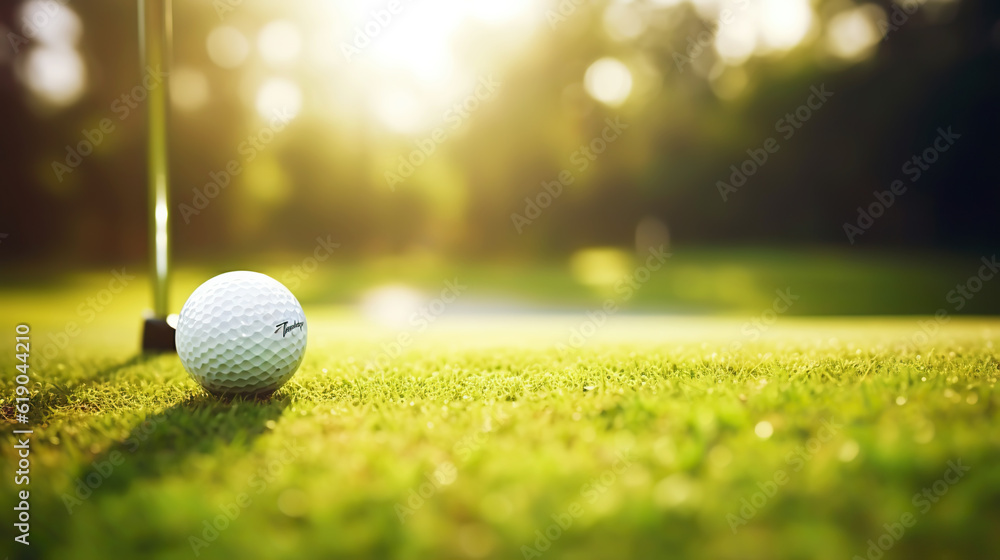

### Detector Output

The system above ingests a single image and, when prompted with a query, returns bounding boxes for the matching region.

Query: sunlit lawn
[1,254,999,559]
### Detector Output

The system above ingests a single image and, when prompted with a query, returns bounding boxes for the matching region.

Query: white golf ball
[175,271,307,397]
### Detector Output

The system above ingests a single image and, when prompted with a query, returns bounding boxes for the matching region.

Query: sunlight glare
[361,284,427,329]
[325,0,540,135]
[468,0,534,25]
[759,0,813,51]
[367,1,462,84]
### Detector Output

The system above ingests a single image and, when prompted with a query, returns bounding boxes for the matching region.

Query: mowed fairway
[1,284,999,558]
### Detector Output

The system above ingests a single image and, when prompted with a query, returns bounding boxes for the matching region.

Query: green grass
[2,308,999,559]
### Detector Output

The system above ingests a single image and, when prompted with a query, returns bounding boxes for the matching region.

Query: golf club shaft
[139,0,172,318]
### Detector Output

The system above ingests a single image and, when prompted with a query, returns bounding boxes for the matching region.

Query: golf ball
[175,271,307,397]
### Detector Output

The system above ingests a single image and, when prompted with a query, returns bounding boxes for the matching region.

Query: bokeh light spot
[277,488,308,517]
[206,26,250,69]
[255,78,302,120]
[258,20,302,66]
[827,6,883,61]
[584,57,633,106]
[23,46,86,106]
[653,473,697,508]
[603,3,646,42]
[20,0,82,47]
[715,17,757,66]
[570,247,632,288]
[759,0,813,51]
[170,67,209,112]
[755,420,774,439]
[839,440,860,462]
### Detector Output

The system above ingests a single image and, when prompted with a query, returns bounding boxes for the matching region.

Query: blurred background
[1,0,999,315]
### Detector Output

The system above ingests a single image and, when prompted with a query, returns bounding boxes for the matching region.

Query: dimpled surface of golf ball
[176,271,307,396]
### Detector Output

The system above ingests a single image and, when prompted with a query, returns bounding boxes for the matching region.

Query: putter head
[142,315,177,353]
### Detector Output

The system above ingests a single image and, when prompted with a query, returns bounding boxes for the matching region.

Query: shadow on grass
[65,373,291,499]
[35,354,163,423]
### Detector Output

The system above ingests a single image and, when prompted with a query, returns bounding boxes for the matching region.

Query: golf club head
[142,316,177,353]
